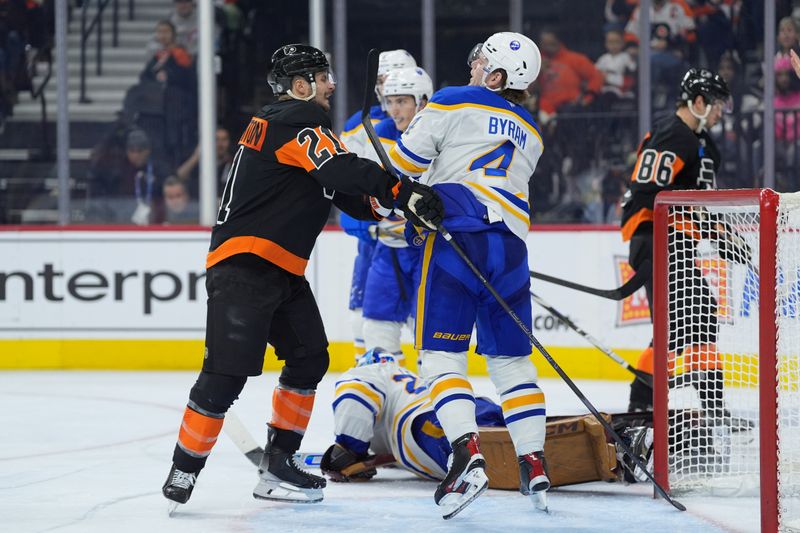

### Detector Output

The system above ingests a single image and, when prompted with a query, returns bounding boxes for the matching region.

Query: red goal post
[652,188,791,532]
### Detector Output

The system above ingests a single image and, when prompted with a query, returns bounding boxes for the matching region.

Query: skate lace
[170,469,197,490]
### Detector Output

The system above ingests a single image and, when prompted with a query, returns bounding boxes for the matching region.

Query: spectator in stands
[777,16,800,60]
[693,0,736,71]
[87,129,169,225]
[774,53,800,191]
[175,125,234,198]
[774,55,800,143]
[536,28,604,121]
[171,0,198,57]
[626,0,695,112]
[605,0,637,25]
[163,176,199,225]
[141,20,197,169]
[596,26,637,106]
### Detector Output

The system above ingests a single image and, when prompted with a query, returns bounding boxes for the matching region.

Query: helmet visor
[467,42,484,67]
[712,95,733,114]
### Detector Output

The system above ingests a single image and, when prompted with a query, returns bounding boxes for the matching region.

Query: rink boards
[0,226,654,378]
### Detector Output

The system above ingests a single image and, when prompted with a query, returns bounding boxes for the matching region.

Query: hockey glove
[339,212,377,242]
[320,444,378,482]
[393,178,444,231]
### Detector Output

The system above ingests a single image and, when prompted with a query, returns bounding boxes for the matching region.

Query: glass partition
[0,1,790,227]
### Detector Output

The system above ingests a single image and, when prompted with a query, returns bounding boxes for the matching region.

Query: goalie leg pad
[421,350,478,441]
[486,356,546,455]
[479,414,618,490]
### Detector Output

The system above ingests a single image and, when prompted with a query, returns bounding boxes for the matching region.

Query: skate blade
[529,490,548,513]
[440,469,489,520]
[253,480,323,504]
[167,501,180,517]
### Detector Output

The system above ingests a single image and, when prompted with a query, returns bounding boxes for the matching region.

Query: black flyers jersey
[620,114,721,241]
[207,99,395,275]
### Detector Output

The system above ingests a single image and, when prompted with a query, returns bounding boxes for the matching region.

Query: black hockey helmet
[679,68,731,105]
[268,44,330,95]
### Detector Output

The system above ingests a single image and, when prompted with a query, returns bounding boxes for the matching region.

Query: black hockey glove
[393,178,444,231]
[320,444,377,482]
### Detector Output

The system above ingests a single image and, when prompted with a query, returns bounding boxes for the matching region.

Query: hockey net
[652,189,800,532]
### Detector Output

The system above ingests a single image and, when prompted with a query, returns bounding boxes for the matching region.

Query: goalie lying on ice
[320,348,653,489]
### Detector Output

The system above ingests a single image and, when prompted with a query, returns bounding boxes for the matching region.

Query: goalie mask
[382,67,433,108]
[356,347,397,367]
[268,43,334,101]
[468,32,541,91]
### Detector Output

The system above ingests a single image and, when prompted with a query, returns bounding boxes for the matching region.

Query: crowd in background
[5,0,800,225]
[0,0,51,133]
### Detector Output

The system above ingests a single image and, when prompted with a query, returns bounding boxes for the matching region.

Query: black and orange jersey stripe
[209,99,395,275]
[620,114,720,241]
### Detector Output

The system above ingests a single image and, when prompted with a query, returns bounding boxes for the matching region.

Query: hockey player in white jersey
[360,67,433,365]
[340,49,418,361]
[321,348,656,499]
[320,348,506,484]
[386,32,548,518]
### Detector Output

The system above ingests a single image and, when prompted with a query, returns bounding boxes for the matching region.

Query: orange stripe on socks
[177,407,224,458]
[270,387,315,435]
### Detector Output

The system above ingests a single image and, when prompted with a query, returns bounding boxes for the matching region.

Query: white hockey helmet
[356,347,397,367]
[377,49,417,77]
[382,67,433,107]
[469,32,541,90]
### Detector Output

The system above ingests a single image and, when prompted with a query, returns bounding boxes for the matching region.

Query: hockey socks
[269,385,315,438]
[428,372,478,439]
[498,382,547,454]
[173,404,225,472]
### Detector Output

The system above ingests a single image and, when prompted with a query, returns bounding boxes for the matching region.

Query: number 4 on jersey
[469,140,516,177]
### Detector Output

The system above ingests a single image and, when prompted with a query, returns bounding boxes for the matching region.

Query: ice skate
[434,433,489,520]
[519,451,550,512]
[162,464,198,515]
[253,427,326,503]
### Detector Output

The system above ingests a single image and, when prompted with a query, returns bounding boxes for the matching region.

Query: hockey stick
[529,261,651,301]
[223,410,396,473]
[530,291,653,388]
[361,48,685,512]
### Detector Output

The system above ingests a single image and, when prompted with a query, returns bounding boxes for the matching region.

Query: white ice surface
[0,371,755,532]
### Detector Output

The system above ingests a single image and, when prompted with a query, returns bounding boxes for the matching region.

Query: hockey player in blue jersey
[360,67,434,366]
[385,33,548,518]
[339,49,418,360]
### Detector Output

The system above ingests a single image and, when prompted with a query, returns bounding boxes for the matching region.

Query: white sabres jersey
[388,85,544,240]
[340,105,387,157]
[333,362,447,480]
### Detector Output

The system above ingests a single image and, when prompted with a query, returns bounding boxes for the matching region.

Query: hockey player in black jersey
[161,43,444,512]
[620,68,731,413]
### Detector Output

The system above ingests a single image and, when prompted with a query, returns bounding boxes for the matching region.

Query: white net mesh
[665,203,761,496]
[777,193,800,531]
[662,192,800,530]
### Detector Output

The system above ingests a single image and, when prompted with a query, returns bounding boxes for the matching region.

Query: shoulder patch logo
[239,117,268,151]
